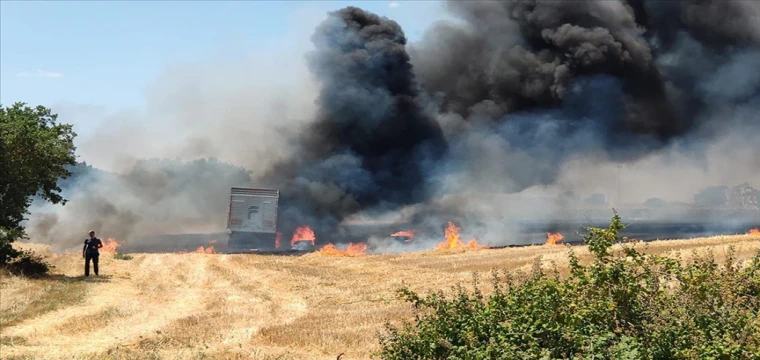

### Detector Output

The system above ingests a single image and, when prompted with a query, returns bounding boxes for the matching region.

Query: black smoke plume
[631,0,760,131]
[412,0,689,148]
[259,7,447,240]
[413,0,758,186]
[259,1,759,244]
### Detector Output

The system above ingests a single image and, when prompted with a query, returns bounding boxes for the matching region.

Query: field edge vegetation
[377,211,760,360]
[1,102,77,277]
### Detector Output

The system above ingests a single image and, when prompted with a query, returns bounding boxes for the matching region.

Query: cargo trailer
[226,187,279,252]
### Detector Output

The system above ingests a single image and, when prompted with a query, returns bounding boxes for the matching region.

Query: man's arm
[83,240,87,258]
[97,238,103,248]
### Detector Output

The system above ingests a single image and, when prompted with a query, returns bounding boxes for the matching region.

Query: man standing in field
[83,230,103,277]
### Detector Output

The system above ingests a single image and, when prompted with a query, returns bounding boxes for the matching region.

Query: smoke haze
[26,1,760,251]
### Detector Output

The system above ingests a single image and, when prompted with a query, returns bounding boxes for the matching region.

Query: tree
[0,102,76,265]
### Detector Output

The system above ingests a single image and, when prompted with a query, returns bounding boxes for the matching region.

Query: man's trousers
[85,253,99,276]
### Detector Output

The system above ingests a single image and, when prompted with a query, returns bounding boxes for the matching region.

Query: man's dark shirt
[84,237,102,255]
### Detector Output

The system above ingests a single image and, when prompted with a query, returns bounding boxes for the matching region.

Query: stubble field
[2,234,759,360]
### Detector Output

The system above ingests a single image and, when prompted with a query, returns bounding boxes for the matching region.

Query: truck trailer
[226,187,279,252]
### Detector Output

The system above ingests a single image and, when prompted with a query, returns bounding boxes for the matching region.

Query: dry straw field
[2,233,759,360]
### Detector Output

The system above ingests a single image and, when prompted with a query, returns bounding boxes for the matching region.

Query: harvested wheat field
[2,234,759,360]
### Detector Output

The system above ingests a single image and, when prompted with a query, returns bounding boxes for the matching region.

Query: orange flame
[275,232,282,248]
[749,228,760,236]
[437,222,485,250]
[317,242,367,257]
[391,230,415,243]
[100,238,121,254]
[291,225,316,247]
[546,232,564,245]
[195,239,217,254]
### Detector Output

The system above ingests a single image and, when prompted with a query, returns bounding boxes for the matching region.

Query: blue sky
[1,1,448,113]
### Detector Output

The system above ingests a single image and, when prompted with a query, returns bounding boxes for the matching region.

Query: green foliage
[378,210,760,360]
[114,253,133,261]
[4,249,51,277]
[0,227,23,265]
[1,227,51,278]
[0,102,76,267]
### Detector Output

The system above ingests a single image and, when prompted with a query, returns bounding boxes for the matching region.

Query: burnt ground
[119,219,759,254]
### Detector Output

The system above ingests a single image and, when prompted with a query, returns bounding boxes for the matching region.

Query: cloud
[16,69,63,78]
[389,2,399,8]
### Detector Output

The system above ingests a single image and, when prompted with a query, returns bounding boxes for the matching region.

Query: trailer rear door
[227,187,279,233]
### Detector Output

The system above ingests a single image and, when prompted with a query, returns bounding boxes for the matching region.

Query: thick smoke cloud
[258,7,447,239]
[254,1,758,246]
[398,0,760,242]
[633,0,760,48]
[642,1,760,131]
[24,1,760,251]
[411,0,686,149]
[418,2,752,171]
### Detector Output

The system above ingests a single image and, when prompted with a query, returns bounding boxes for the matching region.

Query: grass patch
[93,348,162,360]
[98,347,297,360]
[0,280,88,327]
[136,312,231,351]
[0,335,28,346]
[55,306,131,335]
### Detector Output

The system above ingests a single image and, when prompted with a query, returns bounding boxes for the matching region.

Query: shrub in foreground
[378,211,760,359]
[1,228,51,277]
[4,249,51,277]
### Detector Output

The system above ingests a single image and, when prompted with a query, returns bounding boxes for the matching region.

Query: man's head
[89,230,95,238]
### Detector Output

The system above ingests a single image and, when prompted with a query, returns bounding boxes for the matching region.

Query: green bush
[377,211,760,359]
[114,253,133,260]
[1,227,50,277]
[5,249,51,277]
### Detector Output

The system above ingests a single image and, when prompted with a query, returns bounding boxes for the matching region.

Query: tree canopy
[0,102,77,264]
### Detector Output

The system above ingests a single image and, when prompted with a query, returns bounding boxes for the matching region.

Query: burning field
[21,0,760,257]
[110,219,760,256]
[2,232,759,359]
[3,0,760,357]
